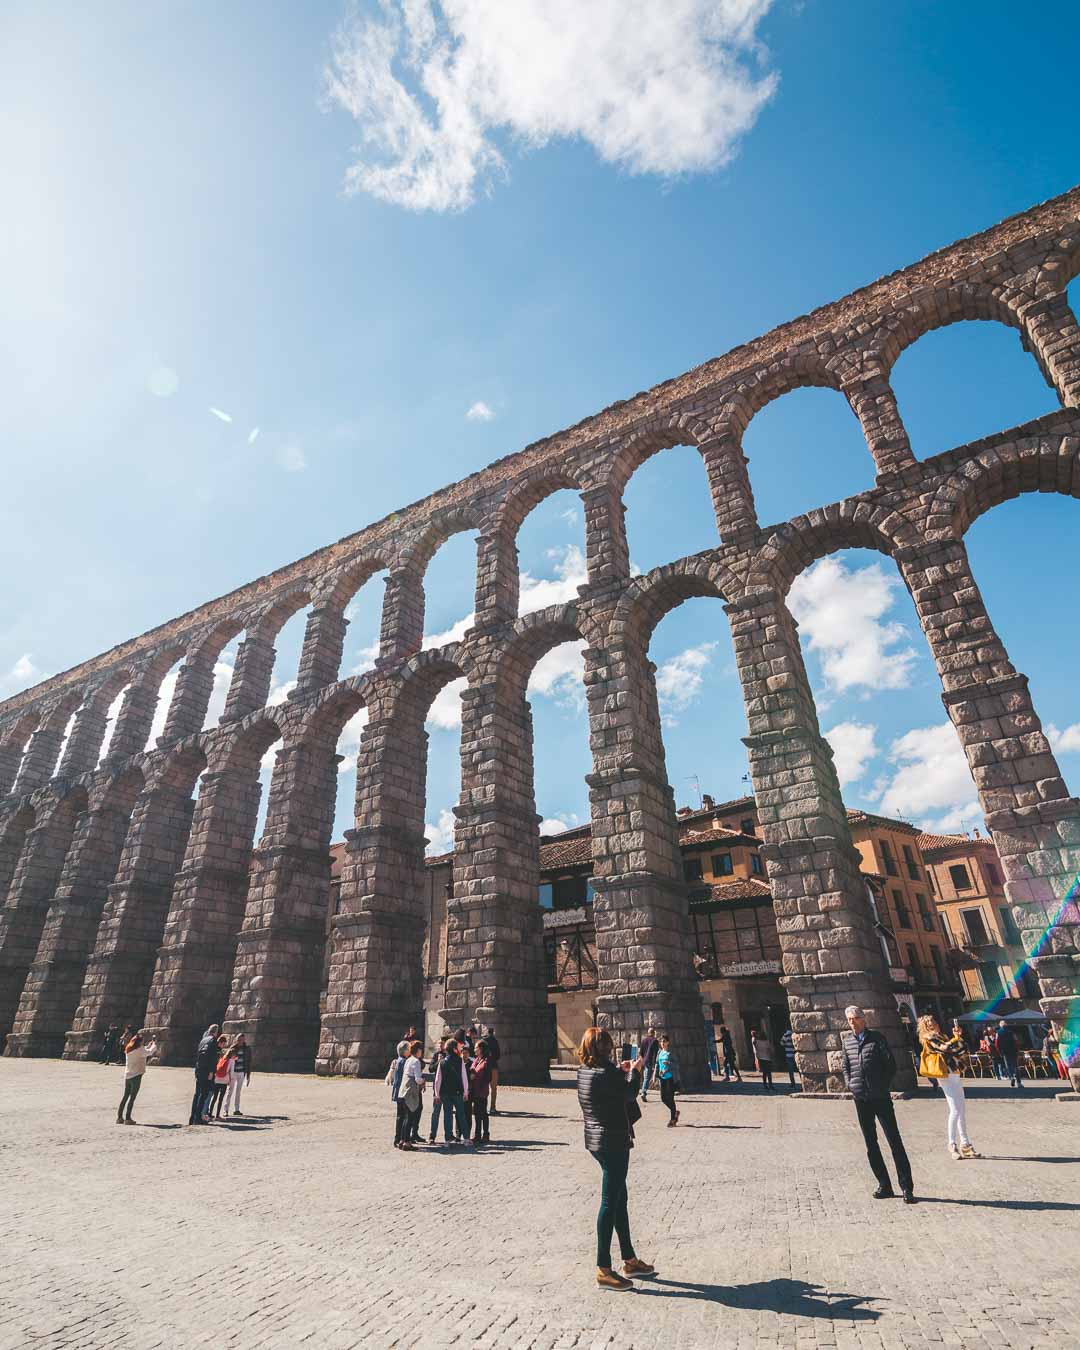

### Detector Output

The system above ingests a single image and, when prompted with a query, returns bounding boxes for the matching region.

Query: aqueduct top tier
[2,184,1079,1091]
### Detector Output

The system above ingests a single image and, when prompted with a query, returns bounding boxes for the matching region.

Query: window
[986,861,1001,888]
[961,908,990,946]
[998,906,1022,946]
[905,943,922,983]
[711,853,733,877]
[926,869,936,895]
[750,854,763,876]
[741,818,756,836]
[683,858,703,882]
[917,894,934,933]
[585,879,596,905]
[929,946,947,984]
[538,883,553,910]
[979,961,1005,999]
[893,890,912,929]
[880,840,899,877]
[949,863,972,892]
[939,914,954,946]
[902,844,920,881]
[553,875,588,910]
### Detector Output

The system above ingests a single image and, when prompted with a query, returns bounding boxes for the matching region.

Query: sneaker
[961,1143,982,1159]
[902,1189,918,1205]
[623,1259,655,1277]
[949,1144,963,1160]
[125,1118,136,1126]
[872,1185,894,1200]
[596,1268,633,1292]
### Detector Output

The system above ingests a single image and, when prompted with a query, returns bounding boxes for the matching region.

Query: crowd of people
[385,1024,501,1148]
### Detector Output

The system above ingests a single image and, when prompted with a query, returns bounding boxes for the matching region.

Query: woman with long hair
[576,1027,655,1292]
[917,1014,981,1160]
[116,1031,157,1125]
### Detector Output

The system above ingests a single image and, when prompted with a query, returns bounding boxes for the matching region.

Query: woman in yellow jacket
[917,1015,981,1160]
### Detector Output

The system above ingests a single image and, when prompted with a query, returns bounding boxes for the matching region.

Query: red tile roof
[846,808,919,835]
[539,833,594,869]
[916,831,995,859]
[690,878,772,905]
[678,824,759,848]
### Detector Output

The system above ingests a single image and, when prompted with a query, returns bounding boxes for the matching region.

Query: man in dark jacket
[841,1006,916,1204]
[485,1027,502,1114]
[995,1022,1024,1089]
[638,1027,659,1100]
[189,1023,220,1125]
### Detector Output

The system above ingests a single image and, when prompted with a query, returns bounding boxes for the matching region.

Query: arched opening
[144,654,187,749]
[514,488,587,617]
[63,746,208,1059]
[207,636,241,727]
[0,717,38,796]
[621,443,718,575]
[341,569,389,676]
[265,602,311,706]
[421,528,480,648]
[96,684,131,764]
[741,386,874,528]
[890,319,1058,456]
[0,804,35,903]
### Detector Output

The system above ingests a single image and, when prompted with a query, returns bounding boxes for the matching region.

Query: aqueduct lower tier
[2,186,1080,1093]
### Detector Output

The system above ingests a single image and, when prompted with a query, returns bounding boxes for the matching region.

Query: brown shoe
[623,1259,655,1277]
[596,1268,633,1291]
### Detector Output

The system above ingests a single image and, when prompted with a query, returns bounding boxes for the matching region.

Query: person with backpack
[485,1026,502,1114]
[224,1034,251,1117]
[433,1038,470,1143]
[468,1039,494,1145]
[116,1031,158,1124]
[189,1024,220,1125]
[208,1037,234,1120]
[719,1024,741,1083]
[656,1035,681,1126]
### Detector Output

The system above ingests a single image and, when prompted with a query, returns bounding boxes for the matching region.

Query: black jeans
[785,1056,797,1086]
[394,1099,411,1145]
[471,1096,490,1141]
[855,1096,913,1192]
[659,1077,677,1121]
[190,1072,213,1123]
[759,1059,773,1087]
[118,1074,142,1120]
[591,1148,635,1269]
[209,1083,227,1117]
[722,1051,740,1081]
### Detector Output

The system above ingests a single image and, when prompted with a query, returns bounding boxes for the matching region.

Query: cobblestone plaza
[2,1060,1077,1350]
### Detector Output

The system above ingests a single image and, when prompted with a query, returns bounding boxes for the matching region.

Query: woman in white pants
[224,1034,251,1116]
[917,1015,981,1160]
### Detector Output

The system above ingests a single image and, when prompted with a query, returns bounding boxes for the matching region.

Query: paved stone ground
[1,1061,1078,1350]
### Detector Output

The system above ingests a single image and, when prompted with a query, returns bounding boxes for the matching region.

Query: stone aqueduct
[2,186,1080,1094]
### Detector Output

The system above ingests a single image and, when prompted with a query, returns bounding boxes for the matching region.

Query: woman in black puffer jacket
[577,1027,655,1291]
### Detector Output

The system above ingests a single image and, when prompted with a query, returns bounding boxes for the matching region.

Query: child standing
[656,1035,681,1126]
[209,1037,233,1119]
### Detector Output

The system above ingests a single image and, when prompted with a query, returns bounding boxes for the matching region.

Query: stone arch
[487,606,586,707]
[612,555,744,652]
[1033,230,1080,298]
[746,504,921,599]
[384,507,487,662]
[722,349,858,440]
[13,689,87,793]
[606,411,727,498]
[0,714,40,797]
[480,469,590,619]
[0,803,36,902]
[925,425,1080,541]
[867,284,1034,378]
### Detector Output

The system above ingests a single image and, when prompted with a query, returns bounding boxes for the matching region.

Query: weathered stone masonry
[2,186,1080,1092]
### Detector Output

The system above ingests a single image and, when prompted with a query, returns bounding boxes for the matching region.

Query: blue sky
[2,1,1078,848]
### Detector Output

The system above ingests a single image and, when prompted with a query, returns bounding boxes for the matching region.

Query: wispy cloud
[655,642,717,725]
[325,0,779,212]
[0,653,42,699]
[466,400,495,422]
[209,406,233,423]
[789,558,919,697]
[248,427,260,445]
[539,811,581,836]
[277,444,308,472]
[824,720,879,788]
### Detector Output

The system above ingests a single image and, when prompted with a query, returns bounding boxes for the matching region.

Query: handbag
[918,1047,948,1078]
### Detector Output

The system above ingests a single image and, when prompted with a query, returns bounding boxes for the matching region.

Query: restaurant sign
[543,907,587,929]
[719,960,782,977]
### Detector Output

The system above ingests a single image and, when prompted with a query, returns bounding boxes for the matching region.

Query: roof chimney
[702,794,715,810]
[677,806,693,818]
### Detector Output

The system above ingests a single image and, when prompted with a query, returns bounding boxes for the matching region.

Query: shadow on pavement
[681,1123,762,1130]
[134,1123,184,1130]
[638,1277,880,1320]
[917,1196,1080,1212]
[988,1155,1080,1164]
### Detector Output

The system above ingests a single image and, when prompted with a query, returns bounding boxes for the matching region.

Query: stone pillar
[0,739,29,799]
[224,737,339,1071]
[6,779,140,1057]
[220,633,276,723]
[846,372,916,478]
[726,590,912,1092]
[0,791,85,1045]
[317,678,427,1076]
[0,808,35,912]
[378,570,425,666]
[583,633,709,1090]
[699,436,758,539]
[444,680,550,1084]
[104,680,159,763]
[293,606,348,695]
[899,536,1080,1081]
[582,484,629,588]
[56,700,110,779]
[1019,292,1080,407]
[160,647,217,744]
[65,777,197,1060]
[142,762,263,1063]
[473,531,519,625]
[12,720,68,796]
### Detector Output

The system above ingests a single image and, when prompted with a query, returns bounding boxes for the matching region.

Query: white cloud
[425,806,457,854]
[825,720,878,788]
[248,427,260,445]
[539,811,581,836]
[206,654,237,728]
[349,637,382,675]
[788,558,919,696]
[325,0,779,212]
[655,642,717,724]
[267,677,297,708]
[875,722,979,829]
[278,444,308,473]
[428,676,467,729]
[0,653,42,699]
[146,666,181,748]
[528,642,587,712]
[209,406,233,423]
[423,611,475,651]
[465,400,495,421]
[1047,722,1080,755]
[519,543,587,614]
[148,366,179,398]
[337,706,370,774]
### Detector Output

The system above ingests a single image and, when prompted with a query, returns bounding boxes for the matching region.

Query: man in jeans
[995,1021,1024,1089]
[189,1023,220,1125]
[840,1005,916,1205]
[638,1026,660,1100]
[433,1038,470,1143]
